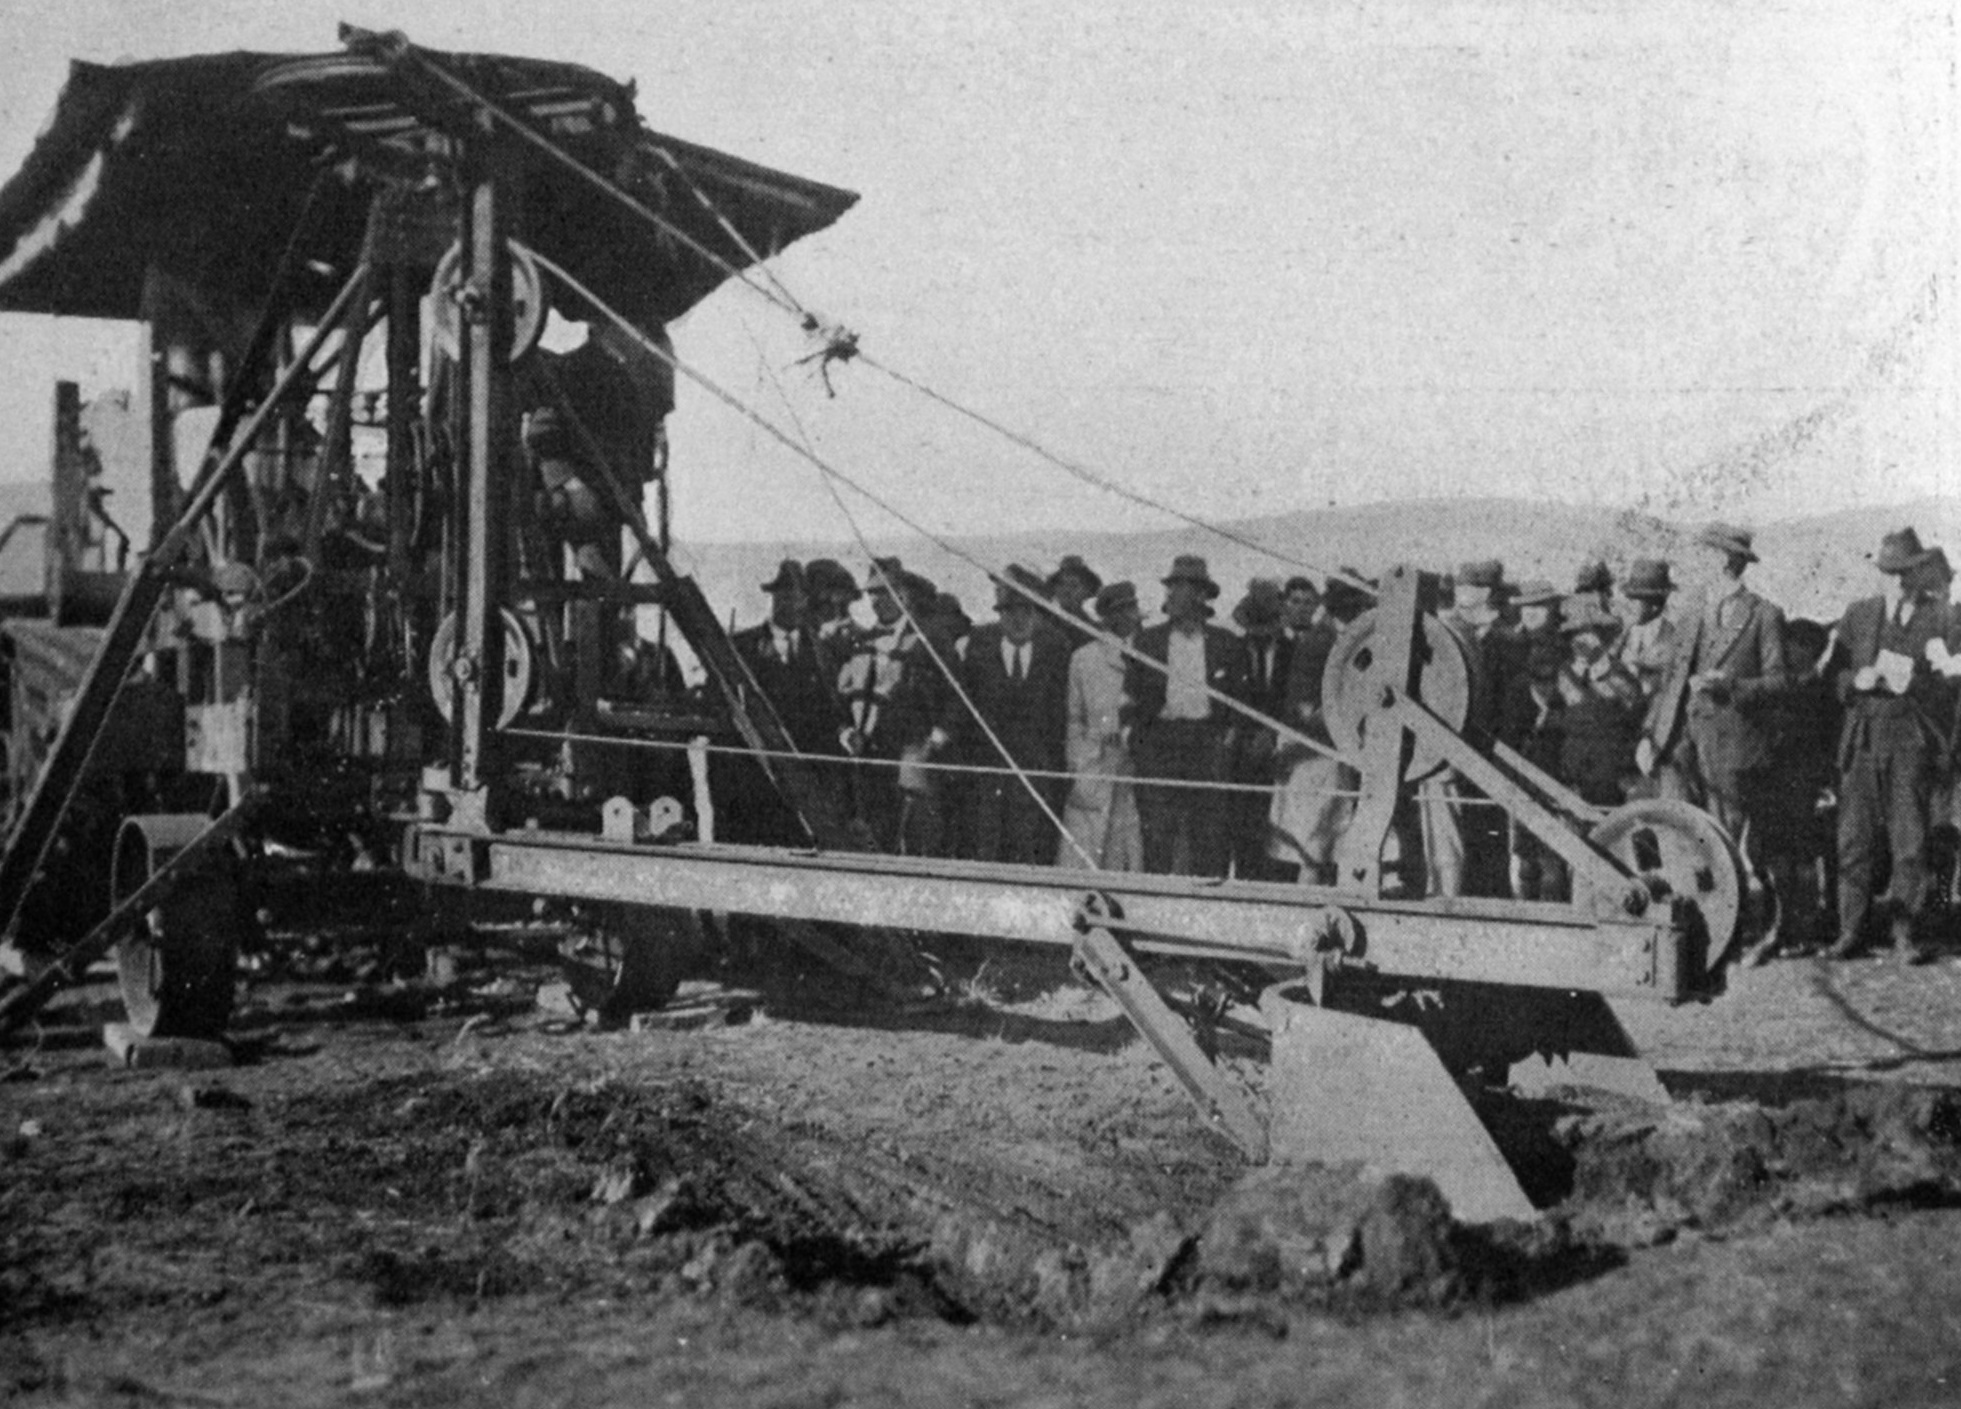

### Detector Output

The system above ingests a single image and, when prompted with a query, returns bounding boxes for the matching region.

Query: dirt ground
[8,895,1961,1408]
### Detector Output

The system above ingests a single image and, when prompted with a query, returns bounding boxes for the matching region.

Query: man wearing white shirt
[1124,555,1250,876]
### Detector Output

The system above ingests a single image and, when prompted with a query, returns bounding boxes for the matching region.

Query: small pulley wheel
[1589,798,1745,966]
[112,815,244,1039]
[558,903,699,1026]
[430,238,547,364]
[427,607,537,728]
[1320,611,1481,780]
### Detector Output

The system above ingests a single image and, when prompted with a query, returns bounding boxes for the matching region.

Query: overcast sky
[0,0,1952,547]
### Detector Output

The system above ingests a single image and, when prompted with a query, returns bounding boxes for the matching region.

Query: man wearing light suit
[1638,522,1787,870]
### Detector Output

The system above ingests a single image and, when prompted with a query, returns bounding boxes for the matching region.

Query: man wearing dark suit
[953,564,1073,865]
[1639,522,1787,870]
[1228,579,1292,880]
[726,560,844,845]
[1827,528,1955,960]
[1125,555,1250,877]
[732,560,843,756]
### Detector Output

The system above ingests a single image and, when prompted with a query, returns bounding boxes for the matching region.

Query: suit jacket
[1832,594,1955,765]
[1644,585,1786,771]
[731,620,842,755]
[836,625,947,757]
[1442,611,1523,740]
[1237,634,1294,724]
[954,620,1072,773]
[1124,621,1249,732]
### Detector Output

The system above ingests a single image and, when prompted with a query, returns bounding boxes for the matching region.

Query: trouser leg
[1837,750,1882,948]
[1880,746,1933,929]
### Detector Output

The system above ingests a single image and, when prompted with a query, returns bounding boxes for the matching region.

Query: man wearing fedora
[1827,528,1956,961]
[1614,558,1678,708]
[1639,522,1787,883]
[1424,559,1523,896]
[726,560,847,844]
[1059,581,1145,870]
[1047,555,1104,652]
[804,557,866,690]
[837,562,953,854]
[733,560,842,755]
[954,564,1074,865]
[1125,555,1250,877]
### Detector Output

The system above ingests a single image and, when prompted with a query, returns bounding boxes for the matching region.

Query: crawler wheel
[1589,798,1745,967]
[113,815,244,1039]
[1321,611,1481,780]
[559,903,699,1026]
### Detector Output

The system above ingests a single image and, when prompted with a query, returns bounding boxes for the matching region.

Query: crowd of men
[725,521,1961,963]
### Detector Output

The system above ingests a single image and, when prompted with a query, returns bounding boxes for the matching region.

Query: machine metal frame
[0,28,1747,1221]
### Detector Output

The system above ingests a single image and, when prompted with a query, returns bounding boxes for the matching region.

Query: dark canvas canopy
[0,47,858,327]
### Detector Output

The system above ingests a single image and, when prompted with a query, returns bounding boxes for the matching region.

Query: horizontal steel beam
[407,826,1688,1001]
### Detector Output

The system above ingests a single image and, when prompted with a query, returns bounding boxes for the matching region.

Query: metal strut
[1072,896,1268,1160]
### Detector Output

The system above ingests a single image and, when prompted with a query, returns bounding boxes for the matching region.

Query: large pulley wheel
[1589,798,1745,967]
[427,608,537,728]
[429,238,548,364]
[112,815,244,1039]
[558,903,700,1026]
[1321,611,1481,781]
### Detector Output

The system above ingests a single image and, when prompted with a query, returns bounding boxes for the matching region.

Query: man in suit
[719,560,845,845]
[1047,555,1103,652]
[1827,528,1955,960]
[1268,574,1362,883]
[732,560,842,756]
[1125,554,1249,876]
[1281,576,1322,646]
[1229,579,1292,879]
[1614,558,1678,708]
[1638,522,1787,873]
[952,563,1073,865]
[1424,559,1520,896]
[837,563,953,854]
[1059,581,1145,870]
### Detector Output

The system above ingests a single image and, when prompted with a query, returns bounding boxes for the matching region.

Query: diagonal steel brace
[1073,900,1268,1161]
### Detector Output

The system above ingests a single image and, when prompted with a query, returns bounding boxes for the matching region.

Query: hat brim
[1162,575,1221,598]
[1873,549,1933,574]
[1696,536,1758,563]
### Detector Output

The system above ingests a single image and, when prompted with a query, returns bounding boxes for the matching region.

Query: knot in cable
[795,314,859,397]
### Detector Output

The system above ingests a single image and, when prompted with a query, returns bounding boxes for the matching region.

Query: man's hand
[1690,671,1731,703]
[1853,665,1880,693]
[1635,736,1657,777]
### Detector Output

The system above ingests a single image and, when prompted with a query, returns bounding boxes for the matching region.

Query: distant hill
[675,494,1951,635]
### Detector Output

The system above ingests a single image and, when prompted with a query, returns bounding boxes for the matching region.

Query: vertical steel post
[448,139,516,818]
[384,266,421,596]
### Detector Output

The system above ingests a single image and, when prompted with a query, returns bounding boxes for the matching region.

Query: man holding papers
[1829,528,1957,961]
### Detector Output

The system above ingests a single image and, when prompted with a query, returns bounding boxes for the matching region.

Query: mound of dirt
[1556,1083,1961,1245]
[1191,1163,1459,1308]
